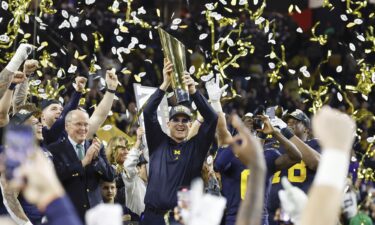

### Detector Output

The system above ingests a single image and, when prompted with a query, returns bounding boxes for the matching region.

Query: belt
[145,205,173,216]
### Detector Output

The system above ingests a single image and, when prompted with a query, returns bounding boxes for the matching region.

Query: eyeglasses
[170,118,190,124]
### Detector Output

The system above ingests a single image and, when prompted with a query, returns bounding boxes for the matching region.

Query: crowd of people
[0,1,374,225]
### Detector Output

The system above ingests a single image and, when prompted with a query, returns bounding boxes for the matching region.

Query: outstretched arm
[0,72,27,127]
[87,69,118,139]
[12,60,39,113]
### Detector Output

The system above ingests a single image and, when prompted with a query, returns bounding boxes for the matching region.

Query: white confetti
[253,0,258,5]
[337,92,343,102]
[366,137,375,143]
[102,125,113,131]
[137,6,146,15]
[131,37,139,44]
[145,59,152,63]
[227,38,235,46]
[85,0,95,4]
[172,18,182,25]
[24,15,29,24]
[336,65,342,73]
[245,76,251,80]
[62,10,69,19]
[354,18,363,25]
[199,33,208,40]
[57,69,63,78]
[302,70,310,77]
[371,72,375,83]
[114,28,119,35]
[296,27,303,33]
[69,15,79,28]
[189,66,196,74]
[357,34,365,42]
[70,32,74,41]
[268,62,275,69]
[349,43,356,51]
[58,20,70,29]
[116,36,123,42]
[340,14,348,21]
[68,64,77,74]
[1,1,8,10]
[201,73,214,82]
[149,30,153,40]
[288,69,296,74]
[139,72,146,77]
[170,25,178,30]
[255,17,265,25]
[205,3,215,10]
[81,33,88,41]
[297,78,302,86]
[111,47,117,55]
[139,44,146,49]
[239,0,247,5]
[0,34,9,42]
[214,43,220,50]
[279,83,283,91]
[0,18,3,23]
[362,94,368,101]
[219,0,227,5]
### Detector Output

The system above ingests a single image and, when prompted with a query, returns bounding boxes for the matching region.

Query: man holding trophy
[141,29,218,225]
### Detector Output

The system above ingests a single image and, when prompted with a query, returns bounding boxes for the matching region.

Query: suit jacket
[48,138,116,221]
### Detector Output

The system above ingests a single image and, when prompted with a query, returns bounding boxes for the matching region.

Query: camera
[252,117,264,130]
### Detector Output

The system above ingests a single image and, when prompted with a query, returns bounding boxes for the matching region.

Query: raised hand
[74,76,88,92]
[161,58,173,90]
[257,115,274,134]
[312,106,356,151]
[23,59,39,76]
[105,69,119,91]
[205,74,228,102]
[11,71,27,84]
[182,71,196,95]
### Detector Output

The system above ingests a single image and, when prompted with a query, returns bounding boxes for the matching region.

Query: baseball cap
[41,99,62,111]
[285,109,310,127]
[349,212,372,225]
[169,105,192,120]
[10,109,37,125]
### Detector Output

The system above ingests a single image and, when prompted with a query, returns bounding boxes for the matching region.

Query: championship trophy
[158,27,190,103]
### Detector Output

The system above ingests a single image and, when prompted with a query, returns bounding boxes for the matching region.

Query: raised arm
[43,76,86,144]
[204,74,232,146]
[259,116,302,170]
[12,60,39,113]
[143,59,171,154]
[87,70,118,139]
[300,106,355,225]
[0,72,26,127]
[229,115,266,225]
[0,44,32,99]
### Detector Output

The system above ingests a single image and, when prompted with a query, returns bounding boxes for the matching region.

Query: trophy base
[175,88,190,104]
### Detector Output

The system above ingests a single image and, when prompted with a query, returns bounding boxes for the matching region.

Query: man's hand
[105,69,119,91]
[11,72,26,84]
[160,58,173,90]
[82,141,101,167]
[258,115,275,134]
[205,74,228,102]
[6,44,34,73]
[23,59,39,76]
[312,106,356,151]
[74,76,87,92]
[136,127,144,140]
[182,71,196,95]
[229,115,265,167]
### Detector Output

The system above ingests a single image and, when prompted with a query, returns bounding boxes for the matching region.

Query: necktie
[76,144,85,160]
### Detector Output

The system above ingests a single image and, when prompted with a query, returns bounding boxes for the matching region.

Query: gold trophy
[158,27,190,103]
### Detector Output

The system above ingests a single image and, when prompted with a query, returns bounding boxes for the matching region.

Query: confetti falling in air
[0,0,375,180]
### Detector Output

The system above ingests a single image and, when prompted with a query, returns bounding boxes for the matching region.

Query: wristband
[8,83,17,90]
[106,88,116,94]
[314,149,350,190]
[280,128,294,139]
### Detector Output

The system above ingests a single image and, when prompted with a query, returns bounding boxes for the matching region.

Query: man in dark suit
[48,109,116,222]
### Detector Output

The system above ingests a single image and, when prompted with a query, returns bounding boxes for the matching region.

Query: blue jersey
[214,146,281,225]
[267,139,320,225]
